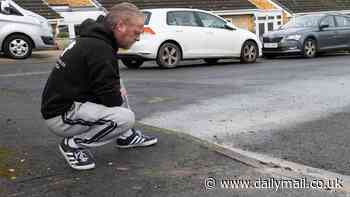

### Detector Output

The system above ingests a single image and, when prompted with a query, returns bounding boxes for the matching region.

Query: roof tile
[97,0,257,11]
[273,0,350,13]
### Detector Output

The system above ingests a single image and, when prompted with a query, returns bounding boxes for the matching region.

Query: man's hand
[120,87,128,97]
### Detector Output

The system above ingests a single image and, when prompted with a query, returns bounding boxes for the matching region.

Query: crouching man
[41,2,157,170]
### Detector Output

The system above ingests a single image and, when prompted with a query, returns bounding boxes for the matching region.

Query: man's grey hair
[105,2,144,28]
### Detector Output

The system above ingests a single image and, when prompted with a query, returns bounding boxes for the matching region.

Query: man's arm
[87,50,123,107]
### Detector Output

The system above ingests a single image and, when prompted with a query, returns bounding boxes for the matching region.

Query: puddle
[0,147,20,179]
[145,96,176,104]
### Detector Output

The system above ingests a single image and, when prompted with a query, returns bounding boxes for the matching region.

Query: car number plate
[264,43,278,48]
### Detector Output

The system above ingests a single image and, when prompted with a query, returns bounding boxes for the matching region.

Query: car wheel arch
[2,32,35,51]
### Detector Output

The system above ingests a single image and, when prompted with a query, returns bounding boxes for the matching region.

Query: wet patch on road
[145,96,176,104]
[0,147,19,179]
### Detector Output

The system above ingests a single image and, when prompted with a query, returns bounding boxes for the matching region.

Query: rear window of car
[335,15,350,27]
[143,11,151,25]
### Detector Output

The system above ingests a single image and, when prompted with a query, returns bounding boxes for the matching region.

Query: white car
[0,0,55,59]
[119,8,262,69]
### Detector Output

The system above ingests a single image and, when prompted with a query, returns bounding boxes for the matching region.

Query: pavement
[0,51,349,196]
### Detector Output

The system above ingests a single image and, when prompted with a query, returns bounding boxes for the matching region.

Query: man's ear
[116,20,126,32]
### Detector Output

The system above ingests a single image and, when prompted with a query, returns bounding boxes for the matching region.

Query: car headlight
[285,34,302,41]
[40,21,53,35]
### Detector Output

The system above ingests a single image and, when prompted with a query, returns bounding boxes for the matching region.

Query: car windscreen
[143,11,151,25]
[281,15,324,29]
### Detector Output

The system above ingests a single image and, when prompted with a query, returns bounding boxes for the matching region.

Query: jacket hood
[79,15,119,50]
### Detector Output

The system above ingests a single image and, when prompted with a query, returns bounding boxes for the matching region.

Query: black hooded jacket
[41,15,123,120]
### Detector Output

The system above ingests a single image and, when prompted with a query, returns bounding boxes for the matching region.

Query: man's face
[114,16,144,49]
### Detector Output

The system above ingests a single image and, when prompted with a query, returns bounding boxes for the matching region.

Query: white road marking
[0,71,50,78]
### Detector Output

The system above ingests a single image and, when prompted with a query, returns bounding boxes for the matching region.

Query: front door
[334,15,350,49]
[195,11,242,57]
[318,16,339,50]
[166,11,206,58]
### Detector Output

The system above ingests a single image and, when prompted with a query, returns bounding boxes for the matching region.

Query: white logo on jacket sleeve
[55,41,76,69]
[61,41,76,57]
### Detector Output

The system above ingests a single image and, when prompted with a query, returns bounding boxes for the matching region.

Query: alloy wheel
[157,43,181,68]
[304,39,317,58]
[9,39,29,58]
[241,41,258,63]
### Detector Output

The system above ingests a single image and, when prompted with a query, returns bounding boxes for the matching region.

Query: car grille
[263,37,283,43]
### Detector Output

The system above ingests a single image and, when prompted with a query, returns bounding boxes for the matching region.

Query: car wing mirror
[225,23,236,31]
[319,24,330,30]
[0,0,11,14]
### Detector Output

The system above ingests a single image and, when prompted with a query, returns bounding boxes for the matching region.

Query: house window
[268,22,274,31]
[58,25,69,33]
[259,23,265,38]
[277,15,282,19]
[74,25,81,37]
[258,16,266,20]
[268,16,275,20]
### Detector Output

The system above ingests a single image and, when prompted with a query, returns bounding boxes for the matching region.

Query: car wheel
[303,38,317,58]
[121,58,144,69]
[240,40,258,63]
[3,34,32,59]
[156,42,181,68]
[204,58,219,64]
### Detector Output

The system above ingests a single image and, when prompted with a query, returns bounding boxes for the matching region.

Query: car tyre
[156,42,181,68]
[4,34,33,59]
[303,38,317,58]
[121,58,144,69]
[240,40,258,63]
[204,58,219,64]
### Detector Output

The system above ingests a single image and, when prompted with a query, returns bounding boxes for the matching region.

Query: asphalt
[0,51,349,197]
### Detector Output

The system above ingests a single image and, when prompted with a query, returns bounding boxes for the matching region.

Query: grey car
[262,13,350,58]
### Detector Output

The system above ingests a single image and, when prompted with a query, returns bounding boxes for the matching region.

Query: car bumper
[262,40,303,54]
[118,37,160,59]
[33,35,56,50]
